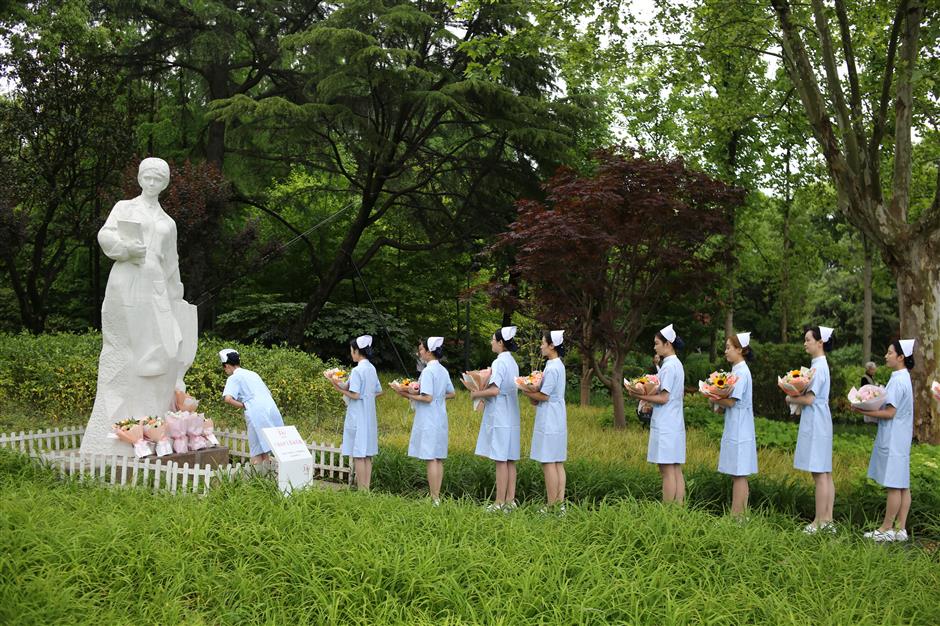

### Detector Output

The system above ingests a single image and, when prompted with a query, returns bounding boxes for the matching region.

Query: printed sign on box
[261,426,313,494]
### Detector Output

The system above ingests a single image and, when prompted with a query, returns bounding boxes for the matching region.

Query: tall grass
[1,450,938,625]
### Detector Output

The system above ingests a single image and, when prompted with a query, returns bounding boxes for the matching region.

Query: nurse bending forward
[469,326,521,511]
[332,335,383,491]
[628,324,686,504]
[788,325,836,533]
[396,337,456,505]
[520,330,568,509]
[221,349,285,464]
[707,333,758,518]
[853,339,916,543]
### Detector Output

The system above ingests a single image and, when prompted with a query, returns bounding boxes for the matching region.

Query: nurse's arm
[223,395,245,410]
[523,389,549,402]
[634,390,669,405]
[786,391,815,406]
[471,383,500,399]
[712,396,737,409]
[852,404,897,420]
[407,392,433,403]
[445,391,456,400]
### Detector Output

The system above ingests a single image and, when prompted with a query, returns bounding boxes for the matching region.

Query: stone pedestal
[152,446,230,468]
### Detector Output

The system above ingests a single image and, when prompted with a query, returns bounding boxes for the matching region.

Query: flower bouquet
[699,370,739,412]
[187,412,209,451]
[624,374,660,414]
[460,368,492,411]
[390,378,421,411]
[848,385,888,424]
[932,380,940,403]
[175,389,199,412]
[777,367,816,416]
[203,417,220,446]
[324,368,350,405]
[515,371,543,392]
[111,418,152,458]
[165,411,190,453]
[142,416,173,457]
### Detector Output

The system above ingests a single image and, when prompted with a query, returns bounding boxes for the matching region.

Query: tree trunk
[780,143,792,343]
[894,249,940,443]
[609,352,627,428]
[580,359,592,406]
[861,235,873,362]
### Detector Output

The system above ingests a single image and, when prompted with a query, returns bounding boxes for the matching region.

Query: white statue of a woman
[80,158,198,456]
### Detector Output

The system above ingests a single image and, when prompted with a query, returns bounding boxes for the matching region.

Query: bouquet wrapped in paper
[624,374,660,414]
[932,380,940,402]
[460,368,492,412]
[142,416,173,457]
[390,378,421,411]
[777,367,816,416]
[187,412,209,451]
[175,389,199,412]
[699,370,739,412]
[848,384,888,424]
[515,371,543,392]
[165,411,190,453]
[111,418,153,458]
[203,417,220,446]
[324,368,350,405]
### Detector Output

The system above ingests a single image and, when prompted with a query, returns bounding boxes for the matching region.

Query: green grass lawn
[1,450,939,625]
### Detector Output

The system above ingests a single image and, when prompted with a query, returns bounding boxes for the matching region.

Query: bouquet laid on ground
[932,380,940,402]
[390,378,421,411]
[848,385,888,424]
[203,417,220,446]
[324,368,350,405]
[141,416,172,457]
[777,367,816,416]
[165,411,190,453]
[111,418,152,458]
[186,412,210,451]
[699,370,739,412]
[460,368,492,412]
[515,371,543,392]
[624,374,660,414]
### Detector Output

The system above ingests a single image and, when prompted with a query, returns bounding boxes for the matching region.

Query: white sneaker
[431,498,441,507]
[864,529,895,542]
[803,523,819,534]
[894,529,909,542]
[820,522,837,534]
[484,503,502,513]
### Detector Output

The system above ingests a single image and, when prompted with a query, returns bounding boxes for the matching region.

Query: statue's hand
[126,241,147,264]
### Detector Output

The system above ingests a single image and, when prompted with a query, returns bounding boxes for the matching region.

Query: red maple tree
[492,151,743,427]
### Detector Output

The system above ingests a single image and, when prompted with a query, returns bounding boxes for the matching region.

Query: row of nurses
[853,338,916,543]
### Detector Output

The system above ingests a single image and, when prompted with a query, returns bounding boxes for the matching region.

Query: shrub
[0,332,343,431]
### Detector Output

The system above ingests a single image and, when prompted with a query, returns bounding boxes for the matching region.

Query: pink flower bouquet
[515,371,543,392]
[203,417,220,446]
[142,416,172,457]
[165,411,190,454]
[931,380,940,403]
[699,370,739,412]
[777,367,816,416]
[848,384,888,424]
[624,374,660,414]
[187,413,209,451]
[112,418,152,458]
[460,368,492,412]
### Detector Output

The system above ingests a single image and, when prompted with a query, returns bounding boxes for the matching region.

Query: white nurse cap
[356,335,373,349]
[218,348,238,364]
[550,330,564,346]
[427,336,444,351]
[500,326,517,341]
[899,338,915,357]
[736,332,751,348]
[819,326,834,342]
[659,324,676,343]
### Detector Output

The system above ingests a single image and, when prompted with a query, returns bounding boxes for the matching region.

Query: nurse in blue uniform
[331,334,382,491]
[707,332,758,518]
[788,325,835,533]
[628,324,686,504]
[854,338,915,543]
[220,348,285,464]
[521,330,568,508]
[397,336,456,504]
[469,326,521,511]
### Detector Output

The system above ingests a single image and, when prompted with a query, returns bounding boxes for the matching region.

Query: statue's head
[137,157,170,198]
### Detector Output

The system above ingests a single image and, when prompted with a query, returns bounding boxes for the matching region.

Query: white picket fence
[0,425,353,493]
